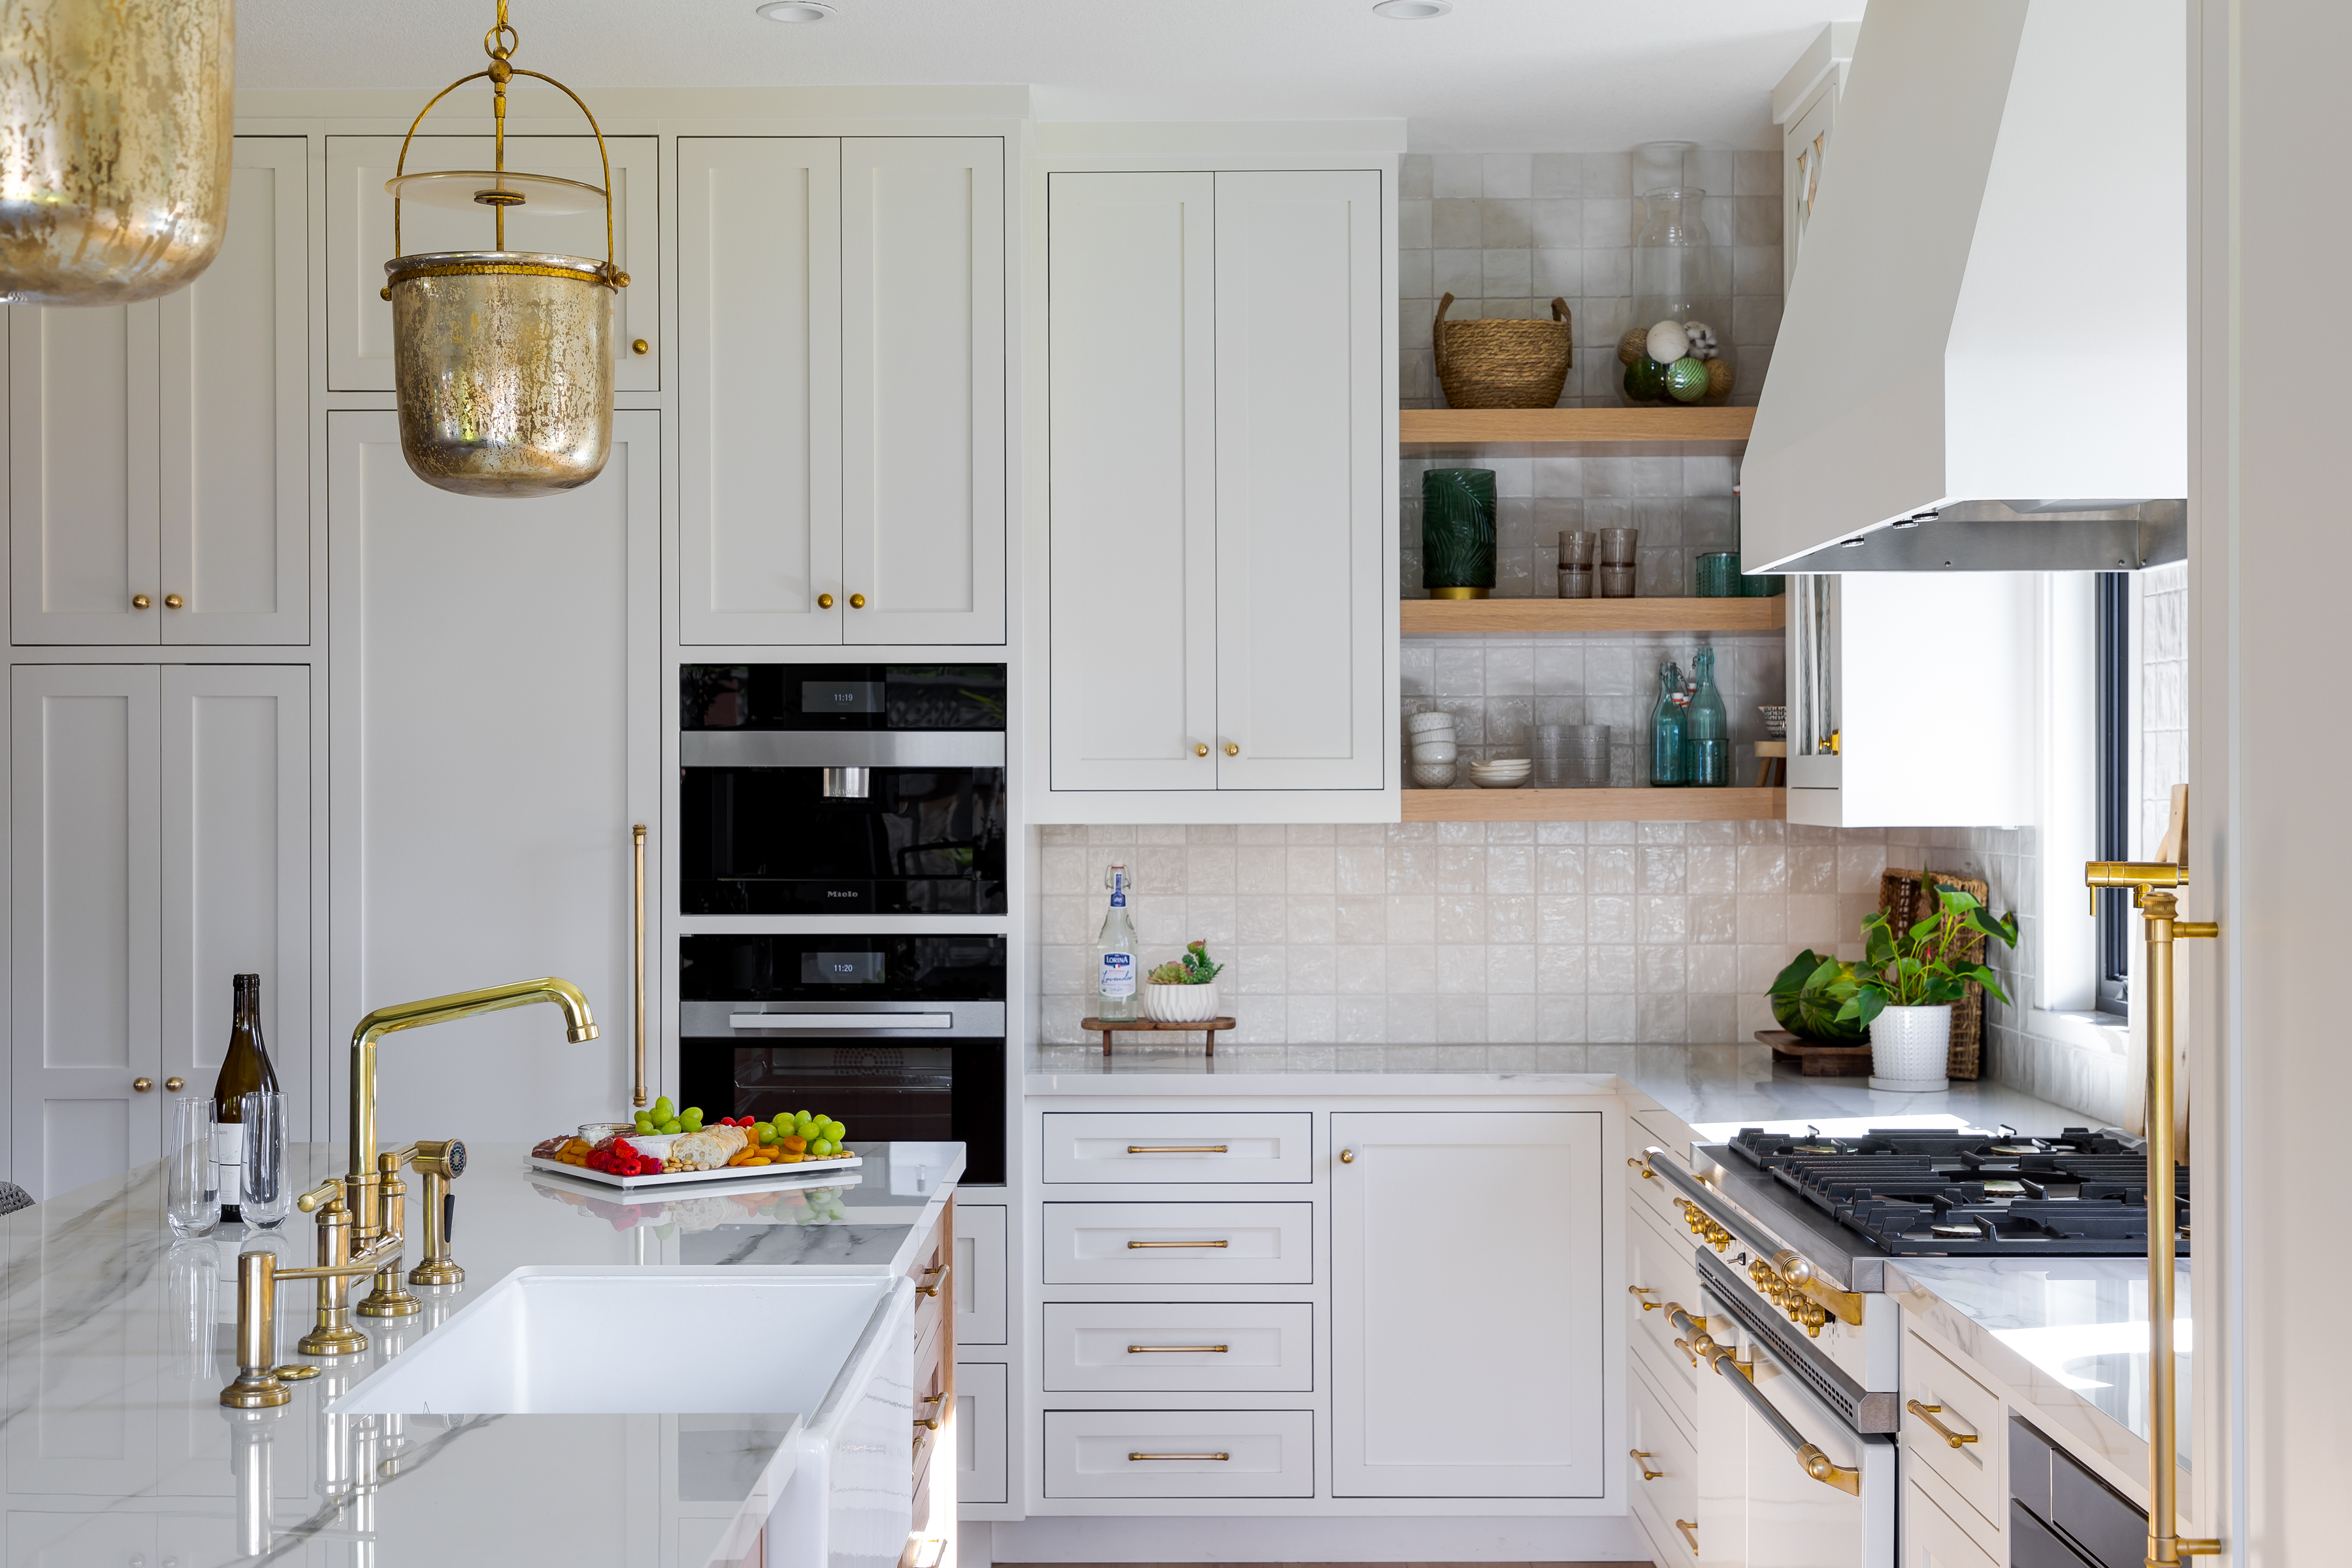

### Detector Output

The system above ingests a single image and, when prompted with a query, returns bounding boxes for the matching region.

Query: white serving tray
[527,1152,862,1190]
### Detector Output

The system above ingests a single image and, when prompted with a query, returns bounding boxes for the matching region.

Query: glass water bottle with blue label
[1097,863,1138,1022]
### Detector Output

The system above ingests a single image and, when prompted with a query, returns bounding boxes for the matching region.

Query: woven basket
[1878,868,1990,1080]
[1433,293,1573,409]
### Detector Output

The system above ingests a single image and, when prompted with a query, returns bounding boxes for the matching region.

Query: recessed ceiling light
[758,1,834,20]
[1373,0,1452,17]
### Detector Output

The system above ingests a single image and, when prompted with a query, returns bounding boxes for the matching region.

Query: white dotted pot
[1868,1004,1952,1092]
[1144,981,1220,1024]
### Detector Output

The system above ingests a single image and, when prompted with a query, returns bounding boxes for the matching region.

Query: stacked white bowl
[1466,757,1533,789]
[1406,710,1458,787]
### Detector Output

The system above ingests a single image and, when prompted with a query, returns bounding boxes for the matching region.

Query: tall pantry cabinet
[1043,168,1392,815]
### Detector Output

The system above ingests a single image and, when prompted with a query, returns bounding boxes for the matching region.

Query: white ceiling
[236,0,1865,152]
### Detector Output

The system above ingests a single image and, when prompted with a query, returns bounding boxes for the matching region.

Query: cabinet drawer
[1043,1303,1313,1392]
[1043,1409,1314,1497]
[1628,1208,1703,1394]
[1901,1330,2003,1531]
[1628,1358,1697,1543]
[1042,1203,1312,1285]
[956,1362,1009,1508]
[1043,1113,1312,1183]
[1907,1478,1999,1568]
[954,1203,1009,1347]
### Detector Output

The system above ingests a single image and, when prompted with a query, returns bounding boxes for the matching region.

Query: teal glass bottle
[1648,661,1687,787]
[1683,646,1729,787]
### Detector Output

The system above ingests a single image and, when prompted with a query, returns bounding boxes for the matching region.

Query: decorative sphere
[1705,358,1735,399]
[1663,356,1710,402]
[1618,328,1649,367]
[1624,356,1668,401]
[1645,319,1690,365]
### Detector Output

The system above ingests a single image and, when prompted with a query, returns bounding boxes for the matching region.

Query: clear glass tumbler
[240,1090,290,1231]
[165,1097,218,1238]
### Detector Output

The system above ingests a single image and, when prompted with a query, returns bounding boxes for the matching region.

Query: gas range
[1723,1124,2187,1258]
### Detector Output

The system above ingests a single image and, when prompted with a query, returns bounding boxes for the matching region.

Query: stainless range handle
[729,1013,954,1031]
[1699,1337,1863,1496]
[1641,1145,1864,1328]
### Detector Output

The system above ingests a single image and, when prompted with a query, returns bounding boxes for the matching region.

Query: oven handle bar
[730,1013,955,1031]
[681,731,1006,769]
[1641,1146,1865,1328]
[1700,1336,1863,1496]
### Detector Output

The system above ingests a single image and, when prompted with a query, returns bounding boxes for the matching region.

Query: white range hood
[1741,0,2187,574]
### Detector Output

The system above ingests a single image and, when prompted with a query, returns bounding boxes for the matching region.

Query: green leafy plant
[1825,885,2019,1028]
[1145,941,1224,986]
[1767,949,1868,1043]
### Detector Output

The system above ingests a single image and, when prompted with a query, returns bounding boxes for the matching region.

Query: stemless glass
[1695,551,1740,597]
[165,1097,218,1239]
[239,1090,290,1231]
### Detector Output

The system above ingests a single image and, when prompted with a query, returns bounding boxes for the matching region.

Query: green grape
[756,1124,777,1145]
[683,1107,702,1121]
[653,1096,674,1116]
[822,1120,846,1141]
[659,1119,683,1135]
[811,1137,837,1158]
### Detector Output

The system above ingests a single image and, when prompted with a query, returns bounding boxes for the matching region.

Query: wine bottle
[212,973,280,1223]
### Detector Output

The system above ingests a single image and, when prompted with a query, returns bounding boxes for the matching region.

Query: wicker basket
[1433,293,1573,408]
[1878,868,1990,1080]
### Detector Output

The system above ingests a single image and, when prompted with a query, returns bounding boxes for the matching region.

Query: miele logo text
[826,890,855,898]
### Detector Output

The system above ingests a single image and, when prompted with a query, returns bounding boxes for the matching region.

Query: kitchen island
[0,1139,963,1567]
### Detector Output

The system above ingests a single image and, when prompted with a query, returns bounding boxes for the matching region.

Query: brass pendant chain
[484,0,517,250]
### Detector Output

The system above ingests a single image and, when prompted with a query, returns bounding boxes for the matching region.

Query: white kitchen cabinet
[1328,1110,1603,1497]
[325,134,660,395]
[956,1362,1010,1509]
[10,137,310,646]
[1784,572,2036,828]
[1045,168,1390,808]
[1772,23,1859,292]
[8,664,311,1200]
[953,1202,1009,1347]
[678,136,1005,646]
[1903,1480,1998,1568]
[327,410,661,1155]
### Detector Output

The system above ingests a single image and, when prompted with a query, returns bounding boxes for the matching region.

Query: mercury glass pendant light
[382,1,627,498]
[0,0,235,305]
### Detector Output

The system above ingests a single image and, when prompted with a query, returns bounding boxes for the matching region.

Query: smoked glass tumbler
[166,1097,218,1238]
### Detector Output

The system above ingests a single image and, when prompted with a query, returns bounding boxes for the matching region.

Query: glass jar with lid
[1616,141,1734,408]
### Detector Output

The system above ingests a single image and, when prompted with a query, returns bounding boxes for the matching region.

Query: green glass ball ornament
[1664,355,1710,403]
[1624,355,1667,402]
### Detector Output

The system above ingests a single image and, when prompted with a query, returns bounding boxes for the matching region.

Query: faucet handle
[295,1179,345,1214]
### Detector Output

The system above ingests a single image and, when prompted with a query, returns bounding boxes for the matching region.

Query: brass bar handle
[1631,1448,1664,1481]
[1703,1339,1863,1496]
[1128,1452,1228,1462]
[1127,1239,1228,1249]
[1126,1145,1228,1154]
[915,1262,951,1298]
[1628,1285,1664,1311]
[295,1178,347,1214]
[1625,1156,1656,1180]
[914,1416,941,1430]
[631,825,647,1109]
[1128,1345,1228,1354]
[1797,1443,1863,1497]
[1906,1400,1979,1450]
[1675,1520,1699,1553]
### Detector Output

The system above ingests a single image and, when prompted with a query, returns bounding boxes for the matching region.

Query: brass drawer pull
[1128,1239,1227,1249]
[1906,1400,1980,1448]
[916,1262,950,1298]
[1127,1145,1228,1154]
[1675,1520,1699,1552]
[1128,1344,1228,1354]
[1631,1448,1664,1480]
[1628,1285,1664,1311]
[1129,1452,1228,1462]
[915,1416,941,1429]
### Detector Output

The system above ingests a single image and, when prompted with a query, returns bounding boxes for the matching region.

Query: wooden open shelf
[1401,596,1785,635]
[1402,787,1786,823]
[1400,406,1755,451]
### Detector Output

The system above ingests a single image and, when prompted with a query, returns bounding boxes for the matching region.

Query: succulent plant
[1145,940,1224,986]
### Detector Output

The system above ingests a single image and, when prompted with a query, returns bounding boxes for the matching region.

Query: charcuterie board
[529,1151,862,1190]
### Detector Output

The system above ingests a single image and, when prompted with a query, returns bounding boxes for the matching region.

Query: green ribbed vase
[1421,468,1497,598]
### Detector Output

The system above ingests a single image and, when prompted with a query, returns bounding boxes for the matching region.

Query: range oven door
[1695,1290,1896,1568]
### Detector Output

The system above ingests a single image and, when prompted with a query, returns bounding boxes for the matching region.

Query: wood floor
[997,1561,1655,1567]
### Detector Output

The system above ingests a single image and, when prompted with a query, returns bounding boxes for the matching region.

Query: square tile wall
[1399,150,1784,412]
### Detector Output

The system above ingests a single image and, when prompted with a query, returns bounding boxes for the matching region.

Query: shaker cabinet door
[841,137,1006,645]
[1046,171,1218,791]
[677,137,844,645]
[1213,170,1386,791]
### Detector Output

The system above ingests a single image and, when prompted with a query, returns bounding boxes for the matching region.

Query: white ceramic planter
[1144,981,1220,1024]
[1868,1004,1952,1092]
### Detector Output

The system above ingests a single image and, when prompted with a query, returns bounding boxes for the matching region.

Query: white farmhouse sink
[337,1267,914,1568]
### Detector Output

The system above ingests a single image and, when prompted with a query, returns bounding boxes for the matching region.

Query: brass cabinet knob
[631,338,649,355]
[1194,743,1209,757]
[163,593,184,609]
[1339,1149,1354,1164]
[132,594,152,609]
[133,1077,152,1092]
[1223,742,1239,757]
[849,593,867,609]
[165,1077,184,1092]
[817,593,834,609]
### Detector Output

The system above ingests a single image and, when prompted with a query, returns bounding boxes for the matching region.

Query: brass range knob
[132,594,152,610]
[818,593,834,609]
[1223,742,1238,757]
[163,594,184,609]
[133,1077,153,1092]
[1194,743,1209,757]
[849,593,867,609]
[165,1077,184,1092]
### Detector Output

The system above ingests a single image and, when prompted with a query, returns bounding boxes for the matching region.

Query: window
[2095,571,2129,1015]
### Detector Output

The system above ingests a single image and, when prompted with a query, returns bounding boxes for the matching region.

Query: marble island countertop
[0,1139,963,1567]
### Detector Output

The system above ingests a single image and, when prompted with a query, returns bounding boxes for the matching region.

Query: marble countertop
[0,1139,963,1567]
[1889,1256,2191,1514]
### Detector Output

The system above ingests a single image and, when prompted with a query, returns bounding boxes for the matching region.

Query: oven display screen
[800,679,885,714]
[802,951,885,985]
